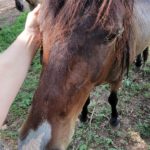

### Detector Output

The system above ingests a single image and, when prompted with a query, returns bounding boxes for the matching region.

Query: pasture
[0,2,150,150]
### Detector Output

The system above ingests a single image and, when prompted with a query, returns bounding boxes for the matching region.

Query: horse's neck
[130,0,150,59]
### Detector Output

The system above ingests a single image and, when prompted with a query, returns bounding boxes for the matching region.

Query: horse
[19,0,150,149]
[14,0,149,70]
[15,0,41,11]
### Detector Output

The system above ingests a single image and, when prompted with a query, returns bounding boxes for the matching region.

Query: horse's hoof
[15,1,24,12]
[109,118,120,128]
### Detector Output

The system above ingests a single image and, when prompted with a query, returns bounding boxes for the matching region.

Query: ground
[0,0,29,28]
[0,1,150,150]
[0,0,19,28]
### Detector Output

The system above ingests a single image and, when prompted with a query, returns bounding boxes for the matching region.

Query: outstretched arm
[0,4,41,127]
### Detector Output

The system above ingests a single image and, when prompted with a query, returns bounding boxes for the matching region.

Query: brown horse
[19,0,150,149]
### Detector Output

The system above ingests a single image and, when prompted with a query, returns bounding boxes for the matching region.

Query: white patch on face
[19,121,52,150]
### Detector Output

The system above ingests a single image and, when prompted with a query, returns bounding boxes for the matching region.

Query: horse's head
[19,0,131,149]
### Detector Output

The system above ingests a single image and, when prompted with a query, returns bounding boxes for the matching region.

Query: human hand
[25,4,41,33]
[24,4,42,49]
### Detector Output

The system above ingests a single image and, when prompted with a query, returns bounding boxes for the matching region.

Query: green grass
[0,12,150,150]
[0,12,27,52]
[136,121,150,138]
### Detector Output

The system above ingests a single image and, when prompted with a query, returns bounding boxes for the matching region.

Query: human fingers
[31,4,41,15]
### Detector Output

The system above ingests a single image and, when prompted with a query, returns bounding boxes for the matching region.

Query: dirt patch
[127,131,148,150]
[0,0,20,28]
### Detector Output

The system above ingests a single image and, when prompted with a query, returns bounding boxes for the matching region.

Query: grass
[0,12,27,52]
[0,12,150,150]
[136,121,150,138]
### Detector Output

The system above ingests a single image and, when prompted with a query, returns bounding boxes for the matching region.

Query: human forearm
[0,4,41,128]
[0,30,40,127]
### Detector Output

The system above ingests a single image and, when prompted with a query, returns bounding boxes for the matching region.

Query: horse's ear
[105,27,124,42]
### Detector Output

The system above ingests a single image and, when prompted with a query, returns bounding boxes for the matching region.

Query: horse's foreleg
[135,47,149,67]
[143,47,149,65]
[79,97,90,122]
[135,54,142,68]
[108,82,121,127]
[108,91,119,127]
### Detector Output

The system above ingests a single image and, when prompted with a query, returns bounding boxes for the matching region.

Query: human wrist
[18,30,41,55]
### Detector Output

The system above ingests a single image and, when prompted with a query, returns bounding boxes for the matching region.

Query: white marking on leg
[19,121,52,150]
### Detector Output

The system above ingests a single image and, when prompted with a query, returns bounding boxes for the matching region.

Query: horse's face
[19,1,124,149]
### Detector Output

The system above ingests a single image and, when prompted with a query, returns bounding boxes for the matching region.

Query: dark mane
[40,0,134,75]
[115,0,134,76]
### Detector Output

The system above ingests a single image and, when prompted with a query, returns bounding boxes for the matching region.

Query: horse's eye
[104,28,124,42]
[105,33,117,42]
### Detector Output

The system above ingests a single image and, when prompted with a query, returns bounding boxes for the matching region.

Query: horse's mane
[40,0,134,75]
